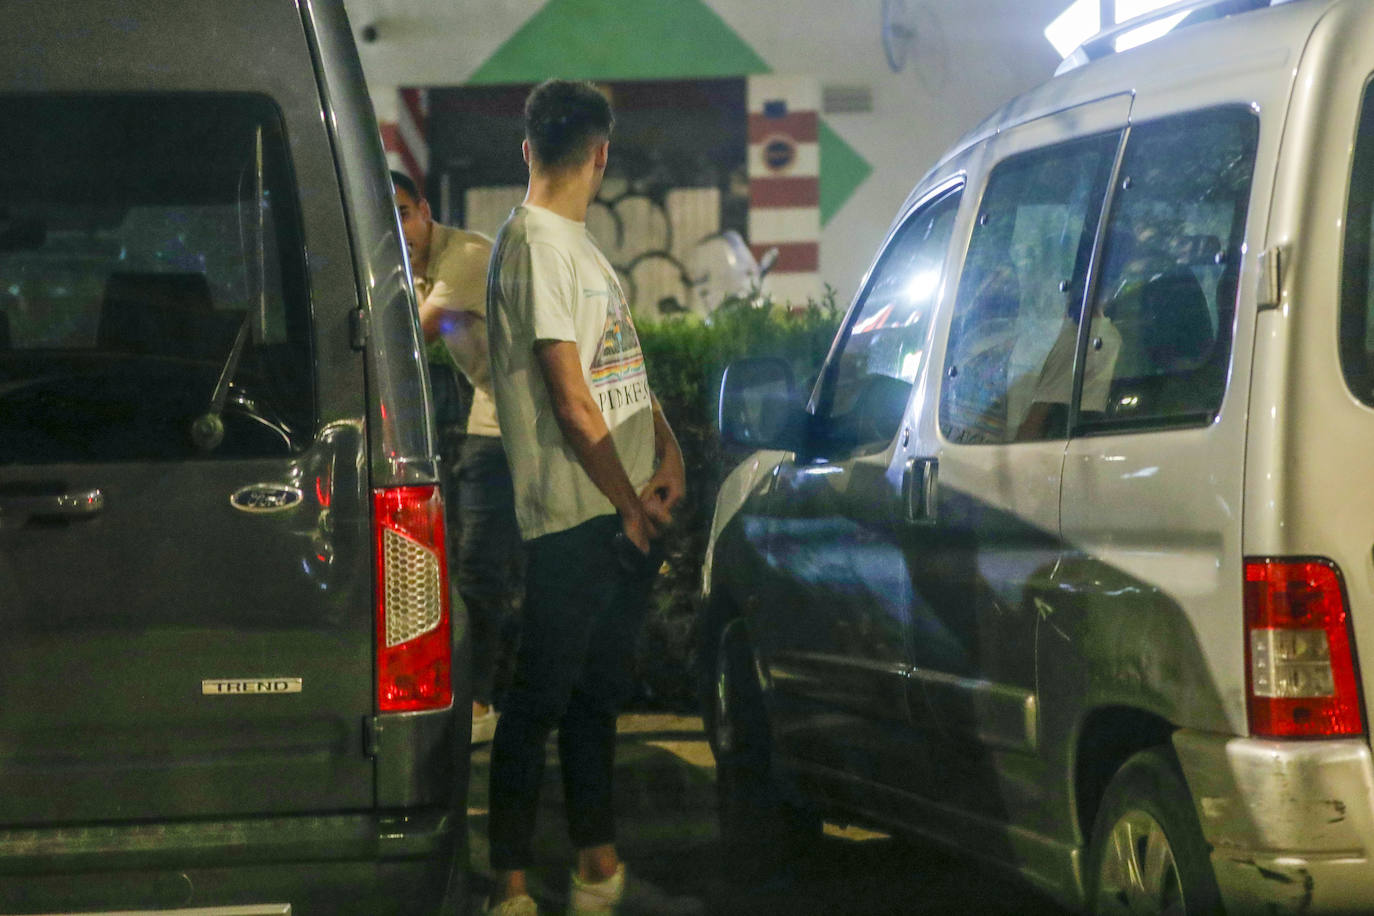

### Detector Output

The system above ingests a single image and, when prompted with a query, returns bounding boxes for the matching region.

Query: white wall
[345,0,1066,304]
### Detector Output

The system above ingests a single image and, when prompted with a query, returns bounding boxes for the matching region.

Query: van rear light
[373,485,452,713]
[1245,559,1363,738]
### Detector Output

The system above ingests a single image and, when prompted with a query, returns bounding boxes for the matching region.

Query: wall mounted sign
[763,135,798,173]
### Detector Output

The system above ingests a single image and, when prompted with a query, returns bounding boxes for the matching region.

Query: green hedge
[631,290,843,709]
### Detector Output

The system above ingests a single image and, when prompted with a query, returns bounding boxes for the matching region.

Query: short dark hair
[524,79,614,172]
[390,169,421,202]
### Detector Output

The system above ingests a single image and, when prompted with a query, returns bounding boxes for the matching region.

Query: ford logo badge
[230,483,303,513]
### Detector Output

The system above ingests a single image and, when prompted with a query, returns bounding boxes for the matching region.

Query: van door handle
[903,458,937,523]
[0,488,105,521]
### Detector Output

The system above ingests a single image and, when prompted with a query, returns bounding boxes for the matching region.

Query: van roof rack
[1056,0,1300,74]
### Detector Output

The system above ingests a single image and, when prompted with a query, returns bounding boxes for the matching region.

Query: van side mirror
[718,357,805,451]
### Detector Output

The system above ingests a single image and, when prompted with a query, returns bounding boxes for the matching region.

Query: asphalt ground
[464,714,1071,915]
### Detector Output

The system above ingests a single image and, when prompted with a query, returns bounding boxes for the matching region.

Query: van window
[0,94,313,463]
[940,133,1118,445]
[1341,81,1374,406]
[1078,107,1257,434]
[811,187,962,456]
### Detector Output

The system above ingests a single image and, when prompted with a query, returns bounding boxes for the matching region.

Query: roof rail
[1055,0,1291,75]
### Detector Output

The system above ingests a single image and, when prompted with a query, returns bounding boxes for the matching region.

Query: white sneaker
[567,865,623,916]
[472,707,499,745]
[484,892,538,916]
[567,864,704,916]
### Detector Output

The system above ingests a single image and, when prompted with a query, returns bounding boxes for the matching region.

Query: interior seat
[97,272,242,362]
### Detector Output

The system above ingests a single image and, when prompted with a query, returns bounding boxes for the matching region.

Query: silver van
[0,1,465,913]
[704,0,1374,912]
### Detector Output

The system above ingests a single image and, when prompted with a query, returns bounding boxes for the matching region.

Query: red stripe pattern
[380,122,424,189]
[748,78,822,302]
[751,242,819,273]
[750,177,820,208]
[400,88,427,138]
[748,111,819,144]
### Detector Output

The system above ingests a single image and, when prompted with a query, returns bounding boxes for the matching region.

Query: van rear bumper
[0,808,458,914]
[1173,730,1374,913]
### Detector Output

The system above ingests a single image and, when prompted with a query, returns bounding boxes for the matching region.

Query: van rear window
[1341,82,1374,407]
[1077,107,1257,435]
[0,94,313,463]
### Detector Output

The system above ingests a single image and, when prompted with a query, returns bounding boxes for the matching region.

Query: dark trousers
[455,434,519,708]
[487,514,658,871]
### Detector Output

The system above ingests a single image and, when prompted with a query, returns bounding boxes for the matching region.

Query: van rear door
[0,2,376,822]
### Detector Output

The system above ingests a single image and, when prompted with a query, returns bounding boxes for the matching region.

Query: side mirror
[718,357,805,451]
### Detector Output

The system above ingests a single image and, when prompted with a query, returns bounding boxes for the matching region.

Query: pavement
[465,714,1070,915]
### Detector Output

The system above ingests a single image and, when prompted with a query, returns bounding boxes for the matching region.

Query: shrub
[631,290,842,710]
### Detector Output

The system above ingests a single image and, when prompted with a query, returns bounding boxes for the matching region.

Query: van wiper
[191,124,266,454]
[190,312,253,453]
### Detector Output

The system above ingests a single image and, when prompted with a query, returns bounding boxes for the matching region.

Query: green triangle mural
[819,120,872,227]
[468,0,770,84]
[468,0,871,220]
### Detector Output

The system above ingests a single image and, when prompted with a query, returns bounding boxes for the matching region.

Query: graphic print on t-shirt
[589,269,650,417]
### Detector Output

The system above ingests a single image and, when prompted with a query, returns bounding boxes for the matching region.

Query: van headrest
[1140,268,1213,371]
[97,272,240,361]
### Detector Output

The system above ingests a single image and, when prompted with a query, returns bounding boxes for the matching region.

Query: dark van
[0,1,466,913]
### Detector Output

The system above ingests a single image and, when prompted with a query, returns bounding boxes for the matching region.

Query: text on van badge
[202,678,303,696]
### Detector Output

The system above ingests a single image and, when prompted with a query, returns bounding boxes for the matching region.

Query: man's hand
[621,502,657,555]
[639,461,685,530]
[640,395,686,530]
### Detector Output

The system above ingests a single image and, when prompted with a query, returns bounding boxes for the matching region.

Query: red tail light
[373,485,452,713]
[1245,558,1363,738]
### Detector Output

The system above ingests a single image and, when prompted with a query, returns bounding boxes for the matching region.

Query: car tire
[1087,746,1222,916]
[710,620,821,881]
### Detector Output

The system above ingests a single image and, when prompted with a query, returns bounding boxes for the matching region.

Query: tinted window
[812,187,962,455]
[939,133,1118,445]
[1342,82,1374,406]
[0,94,313,463]
[1079,107,1257,433]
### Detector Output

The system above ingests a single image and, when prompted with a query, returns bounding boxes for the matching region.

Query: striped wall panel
[747,75,820,306]
[382,87,430,190]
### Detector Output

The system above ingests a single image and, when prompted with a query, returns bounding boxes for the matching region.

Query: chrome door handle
[903,458,937,523]
[0,488,105,520]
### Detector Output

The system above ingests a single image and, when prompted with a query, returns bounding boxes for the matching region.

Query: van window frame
[1070,104,1259,438]
[937,129,1122,446]
[804,178,965,462]
[1340,77,1374,408]
[0,91,317,464]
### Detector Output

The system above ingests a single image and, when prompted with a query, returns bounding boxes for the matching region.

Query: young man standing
[392,170,517,744]
[484,80,691,915]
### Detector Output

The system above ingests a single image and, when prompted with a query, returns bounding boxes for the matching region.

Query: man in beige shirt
[393,171,517,745]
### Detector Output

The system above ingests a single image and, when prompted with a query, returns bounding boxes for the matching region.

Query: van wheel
[1088,747,1221,916]
[710,621,820,880]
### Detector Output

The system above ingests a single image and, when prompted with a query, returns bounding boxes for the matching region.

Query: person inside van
[1015,273,1122,439]
[392,170,519,746]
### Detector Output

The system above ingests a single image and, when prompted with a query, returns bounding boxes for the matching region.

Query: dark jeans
[455,434,519,708]
[488,514,659,871]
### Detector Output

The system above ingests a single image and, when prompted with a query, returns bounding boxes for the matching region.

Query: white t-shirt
[487,204,657,540]
[416,223,500,437]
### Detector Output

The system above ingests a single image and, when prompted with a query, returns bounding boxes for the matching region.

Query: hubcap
[1096,809,1185,916]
